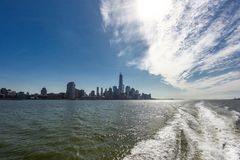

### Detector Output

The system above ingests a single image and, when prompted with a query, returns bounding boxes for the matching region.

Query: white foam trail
[123,108,200,160]
[196,102,240,160]
[123,113,183,160]
[123,102,240,160]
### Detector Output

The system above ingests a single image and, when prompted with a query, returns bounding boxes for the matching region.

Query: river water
[0,100,239,160]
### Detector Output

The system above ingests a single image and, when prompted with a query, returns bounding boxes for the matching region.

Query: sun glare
[136,0,173,21]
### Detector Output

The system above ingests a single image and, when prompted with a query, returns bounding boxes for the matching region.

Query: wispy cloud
[100,0,240,98]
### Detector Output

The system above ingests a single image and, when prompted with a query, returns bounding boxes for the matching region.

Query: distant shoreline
[0,98,155,101]
[0,98,238,101]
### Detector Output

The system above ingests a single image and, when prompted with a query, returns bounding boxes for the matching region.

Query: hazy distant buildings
[142,93,151,99]
[16,92,25,99]
[80,90,86,97]
[9,91,17,98]
[66,82,76,99]
[0,73,152,100]
[75,89,81,99]
[113,86,118,93]
[103,87,113,99]
[89,90,95,97]
[41,87,47,96]
[47,93,65,99]
[81,73,151,100]
[125,86,130,96]
[1,88,7,95]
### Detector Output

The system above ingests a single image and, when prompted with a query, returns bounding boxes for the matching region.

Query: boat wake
[123,102,240,160]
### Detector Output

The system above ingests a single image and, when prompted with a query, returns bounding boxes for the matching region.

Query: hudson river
[0,100,240,160]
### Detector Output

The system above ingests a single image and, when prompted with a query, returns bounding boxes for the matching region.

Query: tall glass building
[66,82,76,99]
[118,73,124,93]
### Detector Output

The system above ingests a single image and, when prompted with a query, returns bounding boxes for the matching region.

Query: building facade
[118,73,124,93]
[66,82,76,99]
[41,87,47,96]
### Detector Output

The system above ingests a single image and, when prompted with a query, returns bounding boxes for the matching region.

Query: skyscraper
[118,73,124,93]
[125,86,130,96]
[101,87,103,96]
[66,82,76,99]
[97,87,99,96]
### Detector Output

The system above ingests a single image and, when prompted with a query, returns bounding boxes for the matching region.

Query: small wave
[123,102,240,160]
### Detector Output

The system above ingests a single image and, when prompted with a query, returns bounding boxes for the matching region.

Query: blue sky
[0,0,239,98]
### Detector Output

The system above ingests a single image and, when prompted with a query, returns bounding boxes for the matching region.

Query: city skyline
[0,73,152,100]
[0,0,239,99]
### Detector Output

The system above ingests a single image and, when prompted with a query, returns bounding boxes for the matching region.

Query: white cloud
[100,0,240,98]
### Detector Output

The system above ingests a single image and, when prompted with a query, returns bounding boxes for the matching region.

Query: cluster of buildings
[65,73,151,100]
[0,73,152,100]
[0,87,65,100]
[0,88,29,99]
